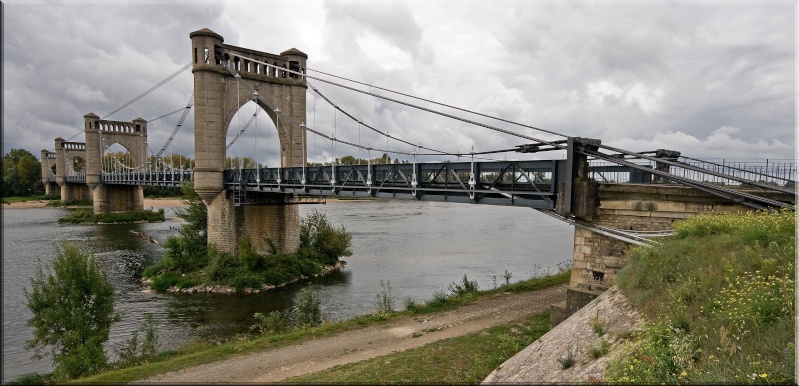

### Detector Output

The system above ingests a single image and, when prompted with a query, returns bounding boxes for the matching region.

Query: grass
[606,209,796,384]
[2,194,60,204]
[69,269,569,384]
[45,199,93,207]
[281,313,552,384]
[58,208,166,224]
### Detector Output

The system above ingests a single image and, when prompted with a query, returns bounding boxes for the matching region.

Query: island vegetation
[57,208,166,224]
[141,182,352,293]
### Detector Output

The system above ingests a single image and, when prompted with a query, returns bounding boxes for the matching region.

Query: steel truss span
[223,160,569,209]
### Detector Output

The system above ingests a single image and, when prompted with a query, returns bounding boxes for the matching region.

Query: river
[2,200,573,382]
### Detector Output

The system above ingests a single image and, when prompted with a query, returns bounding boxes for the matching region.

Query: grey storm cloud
[2,1,795,163]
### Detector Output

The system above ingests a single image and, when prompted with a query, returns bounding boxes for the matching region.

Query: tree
[3,148,42,196]
[162,182,208,272]
[24,242,119,379]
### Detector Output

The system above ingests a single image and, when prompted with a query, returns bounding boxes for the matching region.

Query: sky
[2,1,796,166]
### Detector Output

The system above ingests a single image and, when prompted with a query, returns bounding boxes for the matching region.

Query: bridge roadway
[54,160,654,210]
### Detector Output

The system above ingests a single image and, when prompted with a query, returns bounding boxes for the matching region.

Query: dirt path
[137,285,566,383]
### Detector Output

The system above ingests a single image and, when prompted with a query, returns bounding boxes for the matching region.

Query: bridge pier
[92,184,144,213]
[44,182,60,196]
[61,183,91,202]
[206,191,300,255]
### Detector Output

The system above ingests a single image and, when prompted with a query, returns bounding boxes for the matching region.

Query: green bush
[150,271,180,292]
[448,274,479,298]
[24,242,119,380]
[238,237,265,271]
[231,276,262,292]
[250,311,289,335]
[293,286,322,328]
[299,209,352,265]
[205,247,238,281]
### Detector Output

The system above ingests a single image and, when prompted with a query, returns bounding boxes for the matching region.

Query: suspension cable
[103,63,192,119]
[305,66,569,139]
[226,106,262,149]
[148,106,187,123]
[155,93,194,157]
[223,51,565,153]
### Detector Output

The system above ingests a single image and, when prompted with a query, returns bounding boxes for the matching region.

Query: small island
[141,183,351,293]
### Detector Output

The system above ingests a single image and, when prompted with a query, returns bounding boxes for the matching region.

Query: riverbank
[3,196,374,209]
[2,197,186,209]
[74,272,569,384]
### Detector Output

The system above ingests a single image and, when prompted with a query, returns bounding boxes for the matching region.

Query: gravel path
[136,284,566,383]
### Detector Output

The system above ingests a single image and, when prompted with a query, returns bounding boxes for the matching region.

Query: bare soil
[137,284,566,383]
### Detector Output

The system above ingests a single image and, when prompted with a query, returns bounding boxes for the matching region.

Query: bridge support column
[92,185,144,213]
[206,191,300,256]
[44,182,60,196]
[61,184,91,202]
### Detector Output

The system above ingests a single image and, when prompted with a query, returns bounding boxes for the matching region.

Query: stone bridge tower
[190,28,308,255]
[40,149,59,196]
[53,137,91,201]
[84,113,149,213]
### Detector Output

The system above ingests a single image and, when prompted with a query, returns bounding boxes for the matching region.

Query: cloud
[2,2,794,164]
[609,126,795,160]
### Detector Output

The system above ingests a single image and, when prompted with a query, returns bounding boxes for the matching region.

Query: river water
[2,200,573,382]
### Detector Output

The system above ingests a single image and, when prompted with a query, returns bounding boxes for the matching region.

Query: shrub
[404,297,419,314]
[299,210,352,265]
[238,237,265,271]
[150,271,180,292]
[448,274,479,299]
[428,290,450,307]
[231,276,262,292]
[293,286,322,328]
[250,311,289,335]
[24,242,120,380]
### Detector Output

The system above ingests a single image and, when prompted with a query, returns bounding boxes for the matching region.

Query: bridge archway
[225,100,286,171]
[190,28,308,255]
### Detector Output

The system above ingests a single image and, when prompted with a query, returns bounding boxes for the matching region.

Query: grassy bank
[284,313,552,384]
[606,209,795,384]
[1,194,59,204]
[68,270,569,384]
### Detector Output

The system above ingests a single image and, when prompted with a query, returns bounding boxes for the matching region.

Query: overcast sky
[2,1,796,165]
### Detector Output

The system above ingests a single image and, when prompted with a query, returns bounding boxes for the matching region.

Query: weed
[373,280,394,317]
[557,346,577,369]
[403,297,419,314]
[588,339,609,359]
[591,310,606,337]
[502,270,513,286]
[448,274,479,299]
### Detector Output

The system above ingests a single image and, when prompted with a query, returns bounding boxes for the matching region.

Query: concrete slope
[483,286,644,384]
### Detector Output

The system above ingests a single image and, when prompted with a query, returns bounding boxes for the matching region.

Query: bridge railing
[100,170,193,186]
[589,158,797,189]
[676,158,796,188]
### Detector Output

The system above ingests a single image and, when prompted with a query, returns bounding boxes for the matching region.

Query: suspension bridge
[40,28,795,318]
